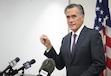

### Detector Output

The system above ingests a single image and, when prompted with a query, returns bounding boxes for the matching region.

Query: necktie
[71,34,77,56]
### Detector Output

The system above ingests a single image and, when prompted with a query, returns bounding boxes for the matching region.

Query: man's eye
[67,16,70,19]
[72,15,76,18]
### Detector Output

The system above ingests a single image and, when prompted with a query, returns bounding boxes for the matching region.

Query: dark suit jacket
[44,26,106,76]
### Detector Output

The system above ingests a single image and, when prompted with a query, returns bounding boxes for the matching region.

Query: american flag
[94,0,111,76]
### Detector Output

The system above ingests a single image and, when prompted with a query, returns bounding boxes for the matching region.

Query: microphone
[1,57,20,74]
[38,58,55,76]
[9,57,20,67]
[18,59,36,71]
[11,59,36,75]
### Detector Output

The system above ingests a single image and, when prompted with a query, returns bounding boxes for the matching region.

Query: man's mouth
[70,24,75,26]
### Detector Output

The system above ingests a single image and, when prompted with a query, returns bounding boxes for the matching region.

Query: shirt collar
[72,24,84,36]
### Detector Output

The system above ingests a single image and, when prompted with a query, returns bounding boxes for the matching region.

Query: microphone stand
[6,67,14,76]
[0,72,3,76]
[20,68,25,76]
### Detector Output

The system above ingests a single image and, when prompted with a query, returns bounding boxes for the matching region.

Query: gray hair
[64,3,85,15]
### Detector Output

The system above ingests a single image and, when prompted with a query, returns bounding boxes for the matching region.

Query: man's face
[65,7,84,32]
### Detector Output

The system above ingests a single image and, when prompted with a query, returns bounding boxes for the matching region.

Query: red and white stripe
[100,25,111,76]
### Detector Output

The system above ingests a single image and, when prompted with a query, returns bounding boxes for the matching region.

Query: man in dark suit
[40,3,106,76]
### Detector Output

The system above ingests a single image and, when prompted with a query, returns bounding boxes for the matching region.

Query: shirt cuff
[45,48,51,53]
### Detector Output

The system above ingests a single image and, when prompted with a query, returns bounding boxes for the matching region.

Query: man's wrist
[45,47,52,53]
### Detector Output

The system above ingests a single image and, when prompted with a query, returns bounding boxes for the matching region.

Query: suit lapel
[71,26,88,62]
[67,33,72,60]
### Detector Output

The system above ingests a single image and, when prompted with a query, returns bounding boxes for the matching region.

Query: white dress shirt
[70,24,84,52]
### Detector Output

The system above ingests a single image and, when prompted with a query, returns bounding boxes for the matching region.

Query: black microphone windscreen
[30,59,36,64]
[39,58,55,75]
[15,57,20,62]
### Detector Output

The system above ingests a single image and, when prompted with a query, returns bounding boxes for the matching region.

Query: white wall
[0,0,68,76]
[70,0,111,29]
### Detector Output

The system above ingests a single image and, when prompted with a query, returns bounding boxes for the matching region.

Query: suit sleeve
[81,31,106,76]
[44,47,65,70]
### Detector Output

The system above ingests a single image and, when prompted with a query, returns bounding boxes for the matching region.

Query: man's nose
[69,17,74,23]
